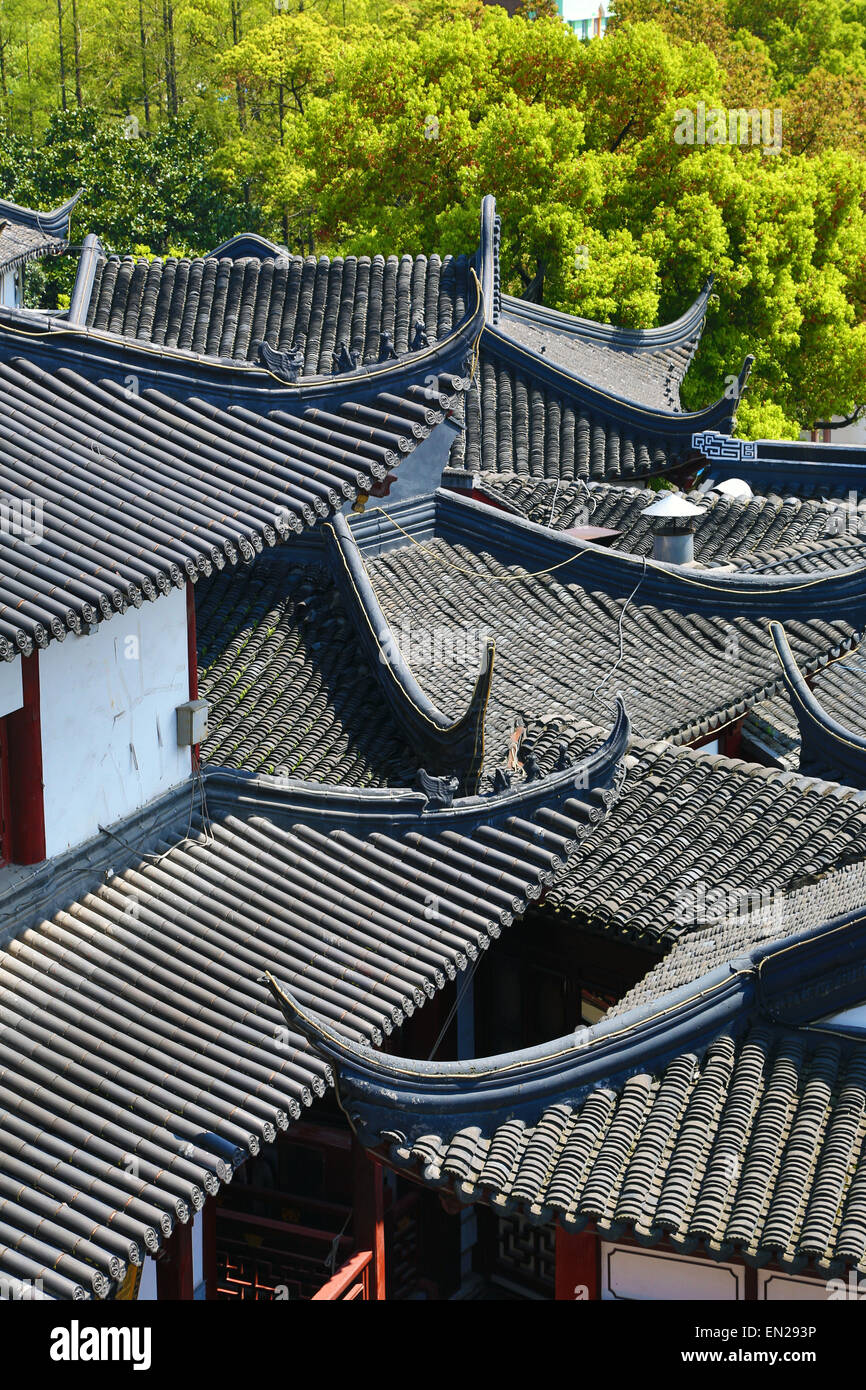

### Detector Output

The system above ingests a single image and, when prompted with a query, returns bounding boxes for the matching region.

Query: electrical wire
[592,555,648,703]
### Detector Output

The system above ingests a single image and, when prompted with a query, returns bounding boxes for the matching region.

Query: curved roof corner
[771,620,866,789]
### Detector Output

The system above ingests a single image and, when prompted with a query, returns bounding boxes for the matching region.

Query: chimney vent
[642,492,705,565]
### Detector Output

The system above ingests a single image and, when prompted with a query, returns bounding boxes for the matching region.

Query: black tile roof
[449,346,749,483]
[461,471,861,572]
[605,860,866,1019]
[744,649,866,770]
[274,909,866,1275]
[0,719,627,1299]
[498,278,712,413]
[318,1022,866,1275]
[195,562,866,958]
[196,560,419,786]
[85,250,473,370]
[360,526,858,749]
[500,314,694,413]
[543,738,866,946]
[194,494,861,791]
[0,353,467,659]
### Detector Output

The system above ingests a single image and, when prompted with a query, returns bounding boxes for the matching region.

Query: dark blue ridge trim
[432,489,866,623]
[771,620,866,790]
[0,190,82,238]
[203,695,629,835]
[266,903,866,1145]
[702,439,866,495]
[501,275,714,352]
[482,323,750,436]
[324,511,494,793]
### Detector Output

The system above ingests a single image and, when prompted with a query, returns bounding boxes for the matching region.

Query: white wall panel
[0,657,23,718]
[601,1243,744,1300]
[759,1271,830,1300]
[39,589,190,857]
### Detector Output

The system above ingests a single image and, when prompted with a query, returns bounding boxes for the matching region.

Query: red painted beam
[6,652,46,865]
[186,582,199,701]
[156,1218,195,1301]
[0,721,10,867]
[352,1139,386,1301]
[186,581,200,767]
[555,1222,600,1301]
[723,717,744,759]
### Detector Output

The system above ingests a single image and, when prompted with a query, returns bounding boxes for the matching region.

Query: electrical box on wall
[176,699,209,747]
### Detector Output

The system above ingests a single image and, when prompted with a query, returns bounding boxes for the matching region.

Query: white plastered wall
[0,267,20,307]
[39,587,191,857]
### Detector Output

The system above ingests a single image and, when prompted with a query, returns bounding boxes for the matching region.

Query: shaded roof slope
[196,559,419,786]
[0,352,468,659]
[449,347,749,483]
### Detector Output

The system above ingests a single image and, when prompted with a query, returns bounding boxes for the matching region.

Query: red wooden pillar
[6,651,46,864]
[555,1222,600,1301]
[201,1197,218,1300]
[723,717,744,759]
[0,721,11,867]
[186,582,199,701]
[156,1218,194,1300]
[352,1138,386,1300]
[186,581,201,767]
